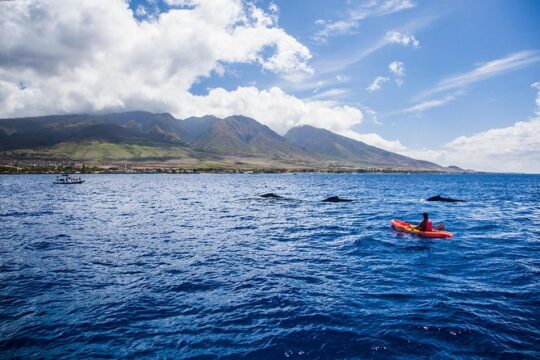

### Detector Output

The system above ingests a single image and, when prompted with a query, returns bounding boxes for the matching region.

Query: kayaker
[416,212,433,231]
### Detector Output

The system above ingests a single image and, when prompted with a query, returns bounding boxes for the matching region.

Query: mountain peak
[192,114,309,159]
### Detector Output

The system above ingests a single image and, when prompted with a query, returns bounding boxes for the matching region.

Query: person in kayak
[416,212,433,231]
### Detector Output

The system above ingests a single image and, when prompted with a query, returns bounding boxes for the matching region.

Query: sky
[0,0,539,172]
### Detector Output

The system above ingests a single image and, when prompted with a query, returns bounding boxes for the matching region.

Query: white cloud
[359,106,381,125]
[440,117,540,172]
[366,61,405,92]
[313,0,415,42]
[0,0,313,118]
[403,93,459,113]
[341,116,540,173]
[419,50,540,99]
[389,60,405,85]
[163,0,197,6]
[313,17,432,76]
[389,61,405,77]
[374,84,540,172]
[309,88,349,100]
[344,82,540,173]
[374,0,416,14]
[339,130,407,153]
[367,76,390,92]
[268,2,279,14]
[384,31,419,48]
[185,86,363,135]
[336,75,350,83]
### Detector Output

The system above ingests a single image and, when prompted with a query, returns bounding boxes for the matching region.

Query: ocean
[1,173,539,359]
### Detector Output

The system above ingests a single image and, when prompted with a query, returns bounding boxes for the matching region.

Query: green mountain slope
[192,116,315,160]
[12,141,190,161]
[284,125,444,170]
[0,111,186,150]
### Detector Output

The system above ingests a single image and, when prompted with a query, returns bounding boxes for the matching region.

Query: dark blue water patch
[0,174,539,358]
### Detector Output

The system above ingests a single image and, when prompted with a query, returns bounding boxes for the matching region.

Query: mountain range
[0,111,459,171]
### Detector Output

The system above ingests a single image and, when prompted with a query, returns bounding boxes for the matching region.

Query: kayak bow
[391,219,453,238]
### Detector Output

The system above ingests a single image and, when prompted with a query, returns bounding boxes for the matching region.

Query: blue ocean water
[0,173,539,359]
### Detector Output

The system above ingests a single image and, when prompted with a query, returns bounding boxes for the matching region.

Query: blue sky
[1,0,539,171]
[129,0,540,157]
[185,0,540,148]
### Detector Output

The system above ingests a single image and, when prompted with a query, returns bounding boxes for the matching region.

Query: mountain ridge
[0,111,455,172]
[284,125,441,170]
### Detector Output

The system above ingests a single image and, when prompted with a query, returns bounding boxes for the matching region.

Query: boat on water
[53,174,85,184]
[391,219,453,238]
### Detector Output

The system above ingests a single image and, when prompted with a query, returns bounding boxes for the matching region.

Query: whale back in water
[260,193,353,202]
[322,196,353,203]
[260,193,284,199]
[426,195,466,203]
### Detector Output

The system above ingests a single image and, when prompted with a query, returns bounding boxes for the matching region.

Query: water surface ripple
[1,174,539,359]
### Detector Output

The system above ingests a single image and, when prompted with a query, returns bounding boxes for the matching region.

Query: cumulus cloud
[385,31,419,48]
[389,60,405,85]
[366,61,405,92]
[367,76,390,92]
[372,118,540,173]
[440,117,540,171]
[0,0,315,119]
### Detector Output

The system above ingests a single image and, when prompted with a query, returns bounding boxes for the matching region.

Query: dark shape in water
[260,193,284,199]
[426,195,465,203]
[322,196,353,203]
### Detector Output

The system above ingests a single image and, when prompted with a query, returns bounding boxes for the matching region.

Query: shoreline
[0,159,472,175]
[0,167,476,175]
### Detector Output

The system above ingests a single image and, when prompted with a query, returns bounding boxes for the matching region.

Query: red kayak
[391,219,453,238]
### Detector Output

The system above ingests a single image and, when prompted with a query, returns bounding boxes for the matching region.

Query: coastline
[0,163,472,175]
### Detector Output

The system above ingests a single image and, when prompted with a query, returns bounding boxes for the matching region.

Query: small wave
[24,238,70,251]
[166,280,221,293]
[0,210,54,217]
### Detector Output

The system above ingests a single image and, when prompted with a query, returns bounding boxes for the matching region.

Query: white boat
[53,174,85,184]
